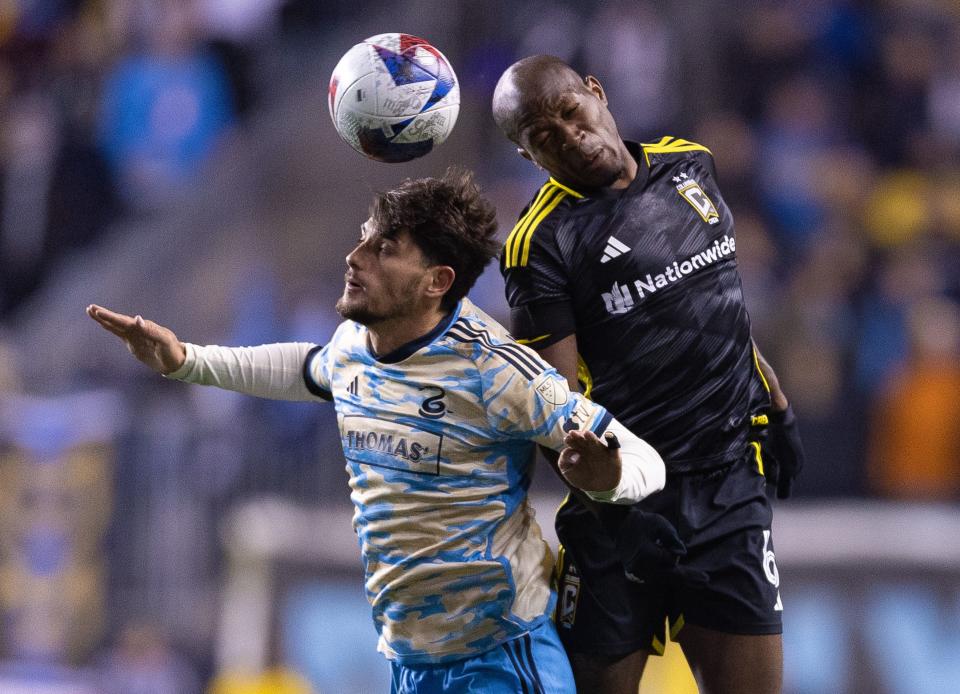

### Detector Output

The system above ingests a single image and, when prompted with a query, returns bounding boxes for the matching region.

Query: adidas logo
[600,236,630,263]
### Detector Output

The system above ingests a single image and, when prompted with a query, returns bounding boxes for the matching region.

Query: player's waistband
[663,440,752,476]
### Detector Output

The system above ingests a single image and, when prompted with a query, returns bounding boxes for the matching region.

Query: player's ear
[426,266,455,299]
[584,75,608,106]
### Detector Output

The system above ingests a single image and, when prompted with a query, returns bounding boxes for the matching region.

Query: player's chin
[335,296,377,324]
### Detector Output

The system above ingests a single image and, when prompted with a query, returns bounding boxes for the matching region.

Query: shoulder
[639,136,715,171]
[444,302,549,381]
[501,178,584,271]
[316,320,365,362]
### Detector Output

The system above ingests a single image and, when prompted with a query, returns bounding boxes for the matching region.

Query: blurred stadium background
[0,1,958,692]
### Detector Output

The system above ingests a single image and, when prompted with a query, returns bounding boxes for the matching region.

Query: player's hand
[558,430,621,492]
[763,404,805,499]
[613,507,709,587]
[86,304,186,375]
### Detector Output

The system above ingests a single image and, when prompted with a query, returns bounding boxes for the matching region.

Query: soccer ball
[328,33,460,163]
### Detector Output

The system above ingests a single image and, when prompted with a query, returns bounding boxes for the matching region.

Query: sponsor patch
[342,415,442,475]
[533,373,568,406]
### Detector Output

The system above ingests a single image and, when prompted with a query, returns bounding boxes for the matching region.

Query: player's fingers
[87,307,135,338]
[562,429,588,450]
[87,305,136,333]
[557,449,580,474]
[563,429,605,452]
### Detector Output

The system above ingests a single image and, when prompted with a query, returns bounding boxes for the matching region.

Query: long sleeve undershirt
[165,342,319,401]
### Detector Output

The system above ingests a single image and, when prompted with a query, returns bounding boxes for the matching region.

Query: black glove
[603,506,709,587]
[764,404,805,499]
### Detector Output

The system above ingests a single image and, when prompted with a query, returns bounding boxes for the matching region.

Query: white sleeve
[585,418,666,504]
[165,342,326,402]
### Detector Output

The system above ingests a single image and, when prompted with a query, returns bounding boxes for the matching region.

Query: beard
[335,296,384,325]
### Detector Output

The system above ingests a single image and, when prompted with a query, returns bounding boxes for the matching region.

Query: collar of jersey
[369,301,463,364]
[559,140,649,200]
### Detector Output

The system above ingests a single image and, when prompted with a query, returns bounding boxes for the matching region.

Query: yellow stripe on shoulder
[504,181,569,269]
[504,183,553,269]
[516,333,552,345]
[640,136,712,166]
[547,177,584,199]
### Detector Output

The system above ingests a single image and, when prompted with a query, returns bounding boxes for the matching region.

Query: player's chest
[564,175,735,315]
[330,362,501,477]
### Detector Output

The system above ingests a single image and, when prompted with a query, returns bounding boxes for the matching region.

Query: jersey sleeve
[480,341,611,450]
[302,343,333,400]
[500,213,576,347]
[692,147,719,182]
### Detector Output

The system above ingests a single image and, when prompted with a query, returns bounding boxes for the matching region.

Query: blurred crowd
[0,0,958,691]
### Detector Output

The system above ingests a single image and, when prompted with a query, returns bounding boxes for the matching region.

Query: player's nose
[345,244,364,268]
[558,123,581,151]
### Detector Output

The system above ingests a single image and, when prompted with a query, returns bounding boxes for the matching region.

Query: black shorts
[554,443,783,657]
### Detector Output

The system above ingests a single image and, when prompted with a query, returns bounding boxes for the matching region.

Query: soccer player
[492,56,806,694]
[87,169,669,694]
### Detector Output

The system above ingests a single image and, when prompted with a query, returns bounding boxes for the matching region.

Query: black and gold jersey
[501,138,771,472]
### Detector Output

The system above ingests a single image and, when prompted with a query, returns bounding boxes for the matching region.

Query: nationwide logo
[600,236,631,263]
[601,235,736,315]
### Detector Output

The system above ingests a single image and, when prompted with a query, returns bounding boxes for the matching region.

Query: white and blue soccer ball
[328,33,460,163]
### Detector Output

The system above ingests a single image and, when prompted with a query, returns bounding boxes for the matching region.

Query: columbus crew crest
[674,172,720,225]
[558,560,580,629]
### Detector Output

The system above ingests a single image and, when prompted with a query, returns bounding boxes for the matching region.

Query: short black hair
[370,168,499,311]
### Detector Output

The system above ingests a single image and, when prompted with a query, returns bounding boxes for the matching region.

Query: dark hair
[369,168,499,311]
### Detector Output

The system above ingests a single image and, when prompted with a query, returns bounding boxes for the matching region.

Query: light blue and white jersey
[304,298,612,664]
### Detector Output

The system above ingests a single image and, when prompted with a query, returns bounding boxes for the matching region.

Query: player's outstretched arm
[87,304,325,402]
[87,304,186,374]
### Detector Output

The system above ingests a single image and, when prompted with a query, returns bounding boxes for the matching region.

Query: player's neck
[367,307,449,359]
[610,144,639,190]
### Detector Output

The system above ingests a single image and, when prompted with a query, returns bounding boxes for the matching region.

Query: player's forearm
[166,342,319,401]
[753,342,789,411]
[586,419,666,505]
